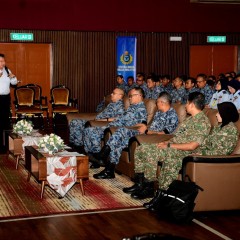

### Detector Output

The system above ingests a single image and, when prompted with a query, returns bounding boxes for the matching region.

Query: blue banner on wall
[117,36,137,82]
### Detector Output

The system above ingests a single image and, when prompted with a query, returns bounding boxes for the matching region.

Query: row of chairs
[13,84,78,127]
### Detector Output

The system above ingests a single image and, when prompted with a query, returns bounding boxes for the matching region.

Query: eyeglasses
[196,80,204,83]
[129,94,140,98]
[112,92,123,95]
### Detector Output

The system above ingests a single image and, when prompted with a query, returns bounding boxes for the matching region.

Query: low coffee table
[7,131,44,169]
[25,146,89,198]
[7,132,24,169]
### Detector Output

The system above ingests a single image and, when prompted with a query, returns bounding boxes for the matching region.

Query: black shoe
[93,162,115,179]
[143,189,165,210]
[123,173,145,194]
[90,162,100,169]
[93,169,115,179]
[123,183,142,194]
[131,181,155,200]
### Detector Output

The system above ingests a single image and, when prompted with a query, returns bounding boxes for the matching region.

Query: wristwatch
[167,142,171,148]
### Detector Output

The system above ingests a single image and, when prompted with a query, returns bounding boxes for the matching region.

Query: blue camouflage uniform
[106,107,179,165]
[198,85,214,105]
[182,87,199,104]
[95,100,105,112]
[144,86,161,100]
[159,83,173,94]
[126,82,138,94]
[116,83,127,94]
[171,86,186,103]
[69,100,124,146]
[138,82,148,95]
[229,89,240,110]
[209,90,230,109]
[83,101,147,153]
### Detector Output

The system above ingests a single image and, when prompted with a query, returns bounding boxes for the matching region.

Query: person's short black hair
[179,75,187,82]
[146,75,157,82]
[0,53,5,58]
[117,74,123,79]
[132,87,145,98]
[137,72,145,79]
[187,77,196,85]
[161,74,171,80]
[207,79,215,88]
[188,92,205,110]
[127,76,134,81]
[197,73,207,81]
[158,91,172,105]
[208,75,216,81]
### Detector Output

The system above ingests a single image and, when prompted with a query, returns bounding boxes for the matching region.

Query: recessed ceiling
[191,0,240,4]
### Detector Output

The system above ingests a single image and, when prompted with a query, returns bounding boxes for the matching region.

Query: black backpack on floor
[155,179,203,223]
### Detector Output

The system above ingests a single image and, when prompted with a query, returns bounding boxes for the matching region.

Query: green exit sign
[207,36,226,43]
[10,33,34,41]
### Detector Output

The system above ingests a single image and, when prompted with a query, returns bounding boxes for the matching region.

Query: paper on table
[55,151,85,157]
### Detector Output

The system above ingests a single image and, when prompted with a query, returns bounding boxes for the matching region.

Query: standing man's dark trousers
[0,94,11,151]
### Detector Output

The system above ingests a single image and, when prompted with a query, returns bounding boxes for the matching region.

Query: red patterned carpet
[0,154,146,220]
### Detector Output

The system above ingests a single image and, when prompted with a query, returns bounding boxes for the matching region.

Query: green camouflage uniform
[194,122,238,155]
[134,111,211,190]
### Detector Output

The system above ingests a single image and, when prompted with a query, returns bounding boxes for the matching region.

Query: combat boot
[93,161,115,179]
[143,189,165,210]
[131,181,155,200]
[122,173,145,194]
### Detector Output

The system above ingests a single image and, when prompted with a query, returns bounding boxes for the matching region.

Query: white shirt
[0,68,18,95]
[209,90,230,109]
[229,89,240,110]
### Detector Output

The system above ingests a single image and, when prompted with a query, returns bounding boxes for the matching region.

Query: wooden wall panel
[0,30,239,112]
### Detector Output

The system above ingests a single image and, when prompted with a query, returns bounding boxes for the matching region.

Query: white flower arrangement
[13,119,33,135]
[38,133,64,155]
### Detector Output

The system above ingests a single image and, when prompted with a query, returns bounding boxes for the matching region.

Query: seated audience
[136,72,148,94]
[154,75,161,87]
[208,75,216,83]
[83,87,147,168]
[194,102,239,156]
[92,92,179,178]
[144,101,239,211]
[207,77,230,109]
[116,74,127,93]
[159,74,173,93]
[207,79,215,90]
[171,76,186,104]
[69,88,125,148]
[126,76,137,94]
[122,92,211,200]
[196,73,214,106]
[228,79,240,111]
[182,77,199,104]
[144,75,161,100]
[235,73,240,82]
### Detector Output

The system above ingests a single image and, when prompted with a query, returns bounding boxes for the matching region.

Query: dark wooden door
[190,45,238,78]
[0,43,51,116]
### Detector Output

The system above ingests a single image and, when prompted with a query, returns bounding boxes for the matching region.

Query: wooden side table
[7,132,24,169]
[25,146,89,199]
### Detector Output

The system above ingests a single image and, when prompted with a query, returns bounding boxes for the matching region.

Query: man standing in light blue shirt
[0,54,18,151]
